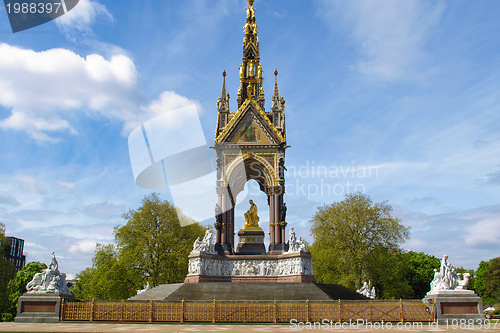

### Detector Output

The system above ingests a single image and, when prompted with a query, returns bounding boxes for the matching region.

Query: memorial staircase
[129,282,367,301]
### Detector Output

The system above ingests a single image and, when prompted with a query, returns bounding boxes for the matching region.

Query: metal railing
[61,299,435,323]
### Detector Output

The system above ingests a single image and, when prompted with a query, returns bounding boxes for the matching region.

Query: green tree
[1,262,46,321]
[115,193,205,287]
[0,223,16,322]
[483,257,500,303]
[310,193,410,298]
[71,244,139,300]
[403,251,440,299]
[73,194,206,299]
[473,260,496,305]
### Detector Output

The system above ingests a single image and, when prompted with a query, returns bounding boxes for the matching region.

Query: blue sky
[0,0,499,278]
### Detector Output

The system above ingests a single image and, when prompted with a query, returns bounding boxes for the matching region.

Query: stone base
[236,228,266,255]
[186,251,314,283]
[15,293,75,323]
[184,274,316,283]
[215,243,234,255]
[423,290,484,322]
[269,242,287,254]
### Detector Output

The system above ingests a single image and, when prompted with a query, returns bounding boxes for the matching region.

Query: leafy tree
[403,251,440,299]
[1,262,46,321]
[73,194,206,299]
[473,260,496,305]
[483,257,500,303]
[71,244,139,300]
[115,193,205,287]
[0,223,16,322]
[366,246,412,299]
[310,193,410,298]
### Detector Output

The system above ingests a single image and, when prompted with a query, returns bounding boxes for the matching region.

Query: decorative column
[229,206,235,251]
[222,195,227,244]
[274,193,281,244]
[269,194,275,246]
[215,192,222,245]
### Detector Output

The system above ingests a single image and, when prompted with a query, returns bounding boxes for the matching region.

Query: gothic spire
[221,69,227,97]
[217,70,230,114]
[272,69,280,111]
[237,0,264,109]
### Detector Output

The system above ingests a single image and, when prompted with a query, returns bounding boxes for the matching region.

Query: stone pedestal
[236,227,266,255]
[423,290,484,322]
[15,292,75,323]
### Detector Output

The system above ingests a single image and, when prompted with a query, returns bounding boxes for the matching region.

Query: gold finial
[222,70,226,77]
[274,69,278,77]
[281,97,285,107]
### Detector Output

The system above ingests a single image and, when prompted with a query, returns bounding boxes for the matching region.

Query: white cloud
[124,91,202,135]
[318,0,445,81]
[0,43,200,142]
[16,175,47,194]
[0,43,139,141]
[56,0,113,37]
[68,239,98,254]
[464,215,500,249]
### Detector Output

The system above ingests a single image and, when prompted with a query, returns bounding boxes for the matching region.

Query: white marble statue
[427,254,471,295]
[357,281,376,299]
[136,282,151,295]
[287,229,308,253]
[190,229,215,254]
[288,227,297,251]
[26,252,70,295]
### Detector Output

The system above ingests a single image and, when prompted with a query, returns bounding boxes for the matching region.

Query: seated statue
[244,200,260,228]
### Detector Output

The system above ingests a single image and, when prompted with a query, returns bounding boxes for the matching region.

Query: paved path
[0,322,499,332]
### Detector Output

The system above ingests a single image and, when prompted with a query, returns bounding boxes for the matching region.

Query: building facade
[4,236,26,271]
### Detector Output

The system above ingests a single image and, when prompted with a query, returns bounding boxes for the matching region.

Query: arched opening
[234,179,270,248]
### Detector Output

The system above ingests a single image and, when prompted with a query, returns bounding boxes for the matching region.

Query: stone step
[129,283,184,300]
[131,282,368,301]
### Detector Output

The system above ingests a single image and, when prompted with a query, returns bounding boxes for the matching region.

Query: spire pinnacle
[238,0,263,108]
[221,70,227,96]
[272,69,280,111]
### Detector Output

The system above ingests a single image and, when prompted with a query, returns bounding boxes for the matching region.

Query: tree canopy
[71,244,138,300]
[73,193,206,299]
[310,193,411,298]
[2,261,46,321]
[403,251,440,298]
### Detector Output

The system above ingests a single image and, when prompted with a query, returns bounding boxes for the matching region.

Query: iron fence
[61,299,435,323]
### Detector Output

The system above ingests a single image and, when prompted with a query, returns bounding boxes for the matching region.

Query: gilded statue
[239,64,245,79]
[257,63,262,79]
[248,61,255,77]
[244,200,260,228]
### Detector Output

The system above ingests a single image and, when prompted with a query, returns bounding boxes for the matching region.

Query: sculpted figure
[49,252,58,271]
[248,61,255,77]
[429,268,442,293]
[239,64,245,79]
[244,200,260,228]
[456,273,470,290]
[280,203,287,222]
[257,64,262,79]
